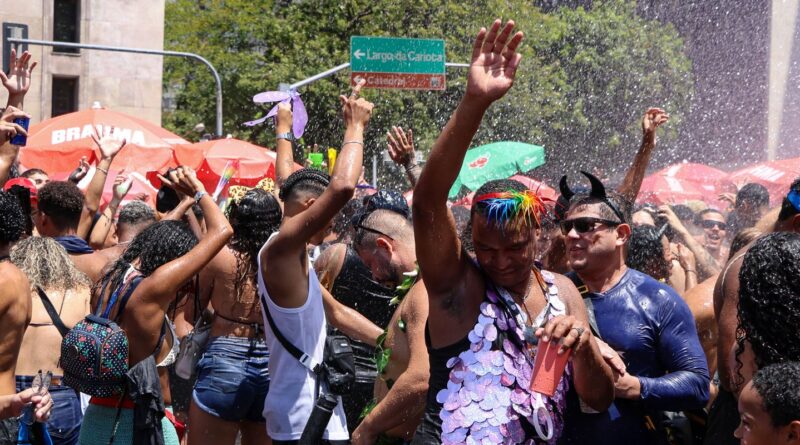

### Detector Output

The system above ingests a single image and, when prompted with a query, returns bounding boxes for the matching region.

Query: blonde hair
[11,237,91,290]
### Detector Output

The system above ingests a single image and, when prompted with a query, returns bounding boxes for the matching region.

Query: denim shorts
[16,375,82,445]
[192,336,270,422]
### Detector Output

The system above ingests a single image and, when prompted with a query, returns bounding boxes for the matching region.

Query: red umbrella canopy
[508,175,558,202]
[173,138,302,192]
[636,174,707,206]
[19,109,187,175]
[654,162,728,183]
[725,158,800,205]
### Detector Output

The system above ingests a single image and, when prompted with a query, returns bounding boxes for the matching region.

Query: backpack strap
[260,294,323,375]
[101,274,143,321]
[36,286,69,337]
[566,272,602,339]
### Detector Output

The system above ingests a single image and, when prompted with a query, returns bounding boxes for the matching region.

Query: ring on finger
[570,327,585,338]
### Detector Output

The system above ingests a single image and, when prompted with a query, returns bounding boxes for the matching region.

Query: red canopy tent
[636,174,707,205]
[724,158,800,205]
[19,109,187,176]
[172,138,302,192]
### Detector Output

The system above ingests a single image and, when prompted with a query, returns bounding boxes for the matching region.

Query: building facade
[0,0,165,125]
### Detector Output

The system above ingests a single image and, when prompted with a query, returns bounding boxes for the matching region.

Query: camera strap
[261,294,324,375]
[565,272,602,339]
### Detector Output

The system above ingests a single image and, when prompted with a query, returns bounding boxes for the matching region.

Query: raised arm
[274,101,295,192]
[88,174,130,249]
[0,107,29,186]
[267,82,372,256]
[1,49,37,110]
[77,129,126,239]
[617,108,669,203]
[658,205,720,279]
[412,19,523,297]
[139,167,232,303]
[387,126,421,188]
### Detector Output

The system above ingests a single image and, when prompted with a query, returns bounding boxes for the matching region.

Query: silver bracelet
[194,191,207,203]
[405,163,420,173]
[343,140,364,147]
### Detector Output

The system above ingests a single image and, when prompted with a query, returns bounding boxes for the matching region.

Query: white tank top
[257,232,349,441]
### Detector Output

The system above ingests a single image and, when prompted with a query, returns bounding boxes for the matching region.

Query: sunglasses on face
[559,217,621,236]
[701,220,727,231]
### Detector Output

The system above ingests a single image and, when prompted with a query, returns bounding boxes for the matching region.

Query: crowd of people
[0,18,799,445]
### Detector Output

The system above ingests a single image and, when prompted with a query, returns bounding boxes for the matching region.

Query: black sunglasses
[559,217,621,236]
[701,220,727,231]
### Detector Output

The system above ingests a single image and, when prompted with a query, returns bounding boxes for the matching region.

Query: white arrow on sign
[354,49,365,60]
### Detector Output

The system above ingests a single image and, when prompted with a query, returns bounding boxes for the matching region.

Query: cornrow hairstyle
[227,188,282,294]
[735,232,800,388]
[0,191,25,243]
[279,168,330,202]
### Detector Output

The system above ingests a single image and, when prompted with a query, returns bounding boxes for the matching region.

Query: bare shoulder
[401,280,429,323]
[550,272,584,313]
[0,262,31,322]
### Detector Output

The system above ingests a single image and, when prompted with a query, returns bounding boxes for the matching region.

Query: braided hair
[227,188,282,294]
[735,232,800,386]
[94,220,198,314]
[279,168,330,202]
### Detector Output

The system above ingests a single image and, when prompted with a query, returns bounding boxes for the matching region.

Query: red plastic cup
[530,340,572,397]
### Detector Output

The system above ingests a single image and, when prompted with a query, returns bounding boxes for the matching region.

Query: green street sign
[350,36,446,90]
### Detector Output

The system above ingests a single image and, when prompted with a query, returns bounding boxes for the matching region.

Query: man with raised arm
[411,19,614,444]
[258,82,382,444]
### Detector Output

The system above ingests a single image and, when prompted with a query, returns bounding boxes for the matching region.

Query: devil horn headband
[559,171,625,223]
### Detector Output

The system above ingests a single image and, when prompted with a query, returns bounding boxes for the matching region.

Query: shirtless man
[706,179,800,445]
[0,191,52,437]
[696,209,728,263]
[33,181,108,283]
[350,209,428,444]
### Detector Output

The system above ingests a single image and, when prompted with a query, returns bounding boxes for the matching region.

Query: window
[2,23,28,73]
[52,77,78,117]
[53,0,80,53]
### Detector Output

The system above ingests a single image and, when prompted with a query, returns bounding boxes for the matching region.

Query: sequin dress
[415,270,571,445]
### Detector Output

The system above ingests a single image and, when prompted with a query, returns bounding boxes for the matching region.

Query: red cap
[3,177,38,206]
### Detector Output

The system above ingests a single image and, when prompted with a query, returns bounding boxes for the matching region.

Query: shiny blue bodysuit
[559,268,710,444]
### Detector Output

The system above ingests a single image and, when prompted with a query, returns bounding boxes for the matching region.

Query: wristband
[343,140,364,147]
[685,269,696,274]
[97,167,109,175]
[276,132,293,141]
[405,163,420,173]
[194,191,207,203]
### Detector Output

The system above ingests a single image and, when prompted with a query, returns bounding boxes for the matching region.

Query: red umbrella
[19,108,187,175]
[508,174,558,202]
[636,174,707,205]
[173,138,302,192]
[653,162,728,183]
[725,158,800,205]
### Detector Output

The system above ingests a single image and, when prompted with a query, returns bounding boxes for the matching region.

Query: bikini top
[155,315,179,368]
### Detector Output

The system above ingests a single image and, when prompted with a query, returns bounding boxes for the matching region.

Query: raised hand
[642,108,669,145]
[91,126,126,160]
[466,19,524,104]
[158,166,206,197]
[387,126,416,168]
[340,78,373,129]
[68,156,91,183]
[112,174,133,201]
[0,106,29,145]
[0,49,37,100]
[276,101,292,134]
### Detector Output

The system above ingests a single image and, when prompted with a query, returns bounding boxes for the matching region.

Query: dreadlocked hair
[93,220,198,312]
[279,168,330,202]
[735,232,800,389]
[11,237,90,290]
[471,179,547,229]
[227,188,282,297]
[0,191,25,243]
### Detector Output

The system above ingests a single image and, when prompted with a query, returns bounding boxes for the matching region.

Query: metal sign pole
[287,62,469,92]
[5,37,224,137]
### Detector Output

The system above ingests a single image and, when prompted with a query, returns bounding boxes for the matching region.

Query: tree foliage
[164,0,692,188]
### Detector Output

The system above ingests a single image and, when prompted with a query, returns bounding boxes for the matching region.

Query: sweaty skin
[682,275,719,380]
[200,246,264,338]
[360,281,429,442]
[16,286,91,376]
[0,260,31,396]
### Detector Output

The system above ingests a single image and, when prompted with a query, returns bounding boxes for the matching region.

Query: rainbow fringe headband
[473,190,548,229]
